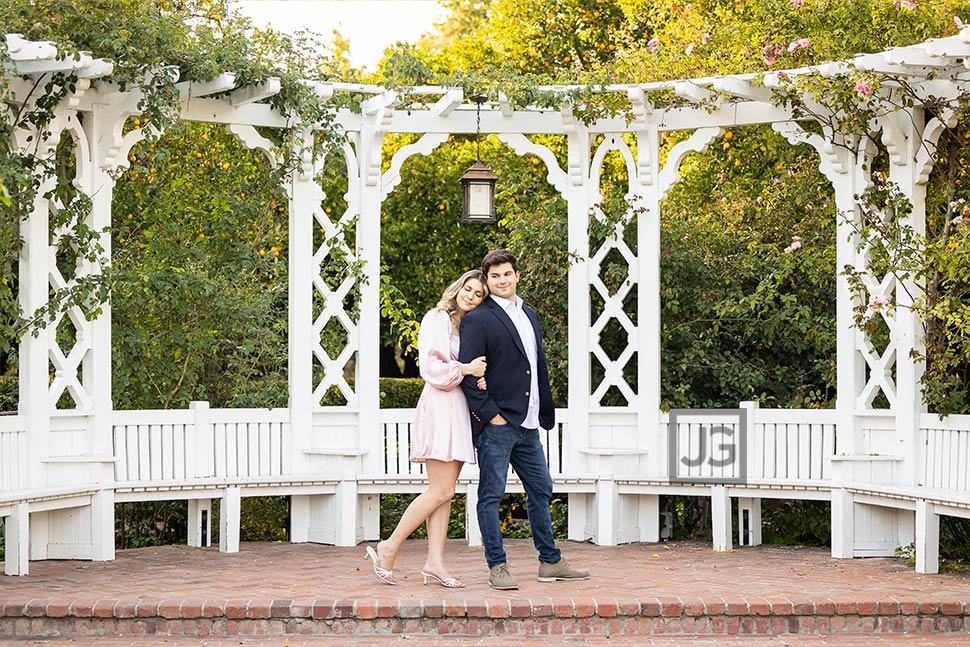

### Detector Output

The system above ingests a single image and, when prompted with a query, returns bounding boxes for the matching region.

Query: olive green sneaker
[537,558,589,582]
[488,563,518,590]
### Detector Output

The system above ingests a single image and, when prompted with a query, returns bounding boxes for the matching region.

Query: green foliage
[661,126,837,408]
[0,375,15,412]
[111,121,289,409]
[760,500,831,546]
[116,501,187,549]
[379,377,425,408]
[0,0,341,385]
[380,493,468,539]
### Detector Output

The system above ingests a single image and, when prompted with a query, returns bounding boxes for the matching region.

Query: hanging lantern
[460,95,498,224]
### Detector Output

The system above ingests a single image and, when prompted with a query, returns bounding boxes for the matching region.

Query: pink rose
[647,38,661,54]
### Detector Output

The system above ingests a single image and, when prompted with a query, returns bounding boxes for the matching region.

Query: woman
[364,270,488,588]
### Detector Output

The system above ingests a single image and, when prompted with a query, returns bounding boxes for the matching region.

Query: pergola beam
[229,77,281,107]
[179,72,238,99]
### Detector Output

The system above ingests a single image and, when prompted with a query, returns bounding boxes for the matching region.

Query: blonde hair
[435,269,487,314]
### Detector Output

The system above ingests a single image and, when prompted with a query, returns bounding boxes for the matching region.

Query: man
[459,249,589,590]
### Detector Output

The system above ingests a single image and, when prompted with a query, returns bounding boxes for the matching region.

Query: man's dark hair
[481,249,519,276]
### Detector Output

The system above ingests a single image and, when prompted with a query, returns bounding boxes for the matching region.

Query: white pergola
[2,30,970,576]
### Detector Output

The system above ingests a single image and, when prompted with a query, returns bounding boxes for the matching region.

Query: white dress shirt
[491,294,540,429]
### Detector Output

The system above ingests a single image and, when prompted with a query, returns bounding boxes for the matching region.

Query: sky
[232,0,447,70]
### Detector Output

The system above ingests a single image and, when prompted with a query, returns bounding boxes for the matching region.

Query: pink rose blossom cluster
[762,43,785,65]
[647,38,661,54]
[788,37,811,53]
[784,235,802,253]
[789,0,805,6]
[894,0,916,9]
[866,295,891,314]
[855,82,872,97]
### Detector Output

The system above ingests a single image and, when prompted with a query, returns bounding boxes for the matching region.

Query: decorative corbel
[916,107,958,185]
[876,110,910,167]
[227,123,280,166]
[498,133,569,198]
[626,87,650,130]
[359,91,398,186]
[381,132,449,200]
[93,91,150,172]
[772,121,850,182]
[561,102,587,187]
[658,127,722,201]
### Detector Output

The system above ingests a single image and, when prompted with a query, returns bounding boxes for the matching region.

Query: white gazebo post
[564,105,595,541]
[632,92,661,485]
[878,99,957,572]
[287,128,322,542]
[12,123,58,572]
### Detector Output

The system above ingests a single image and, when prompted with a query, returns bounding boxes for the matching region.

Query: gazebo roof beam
[674,80,720,105]
[299,80,335,101]
[179,72,237,99]
[12,50,95,76]
[883,46,959,68]
[711,77,773,102]
[433,88,463,117]
[854,52,940,75]
[497,92,513,118]
[229,77,281,106]
[924,37,970,58]
[5,34,57,61]
[76,58,114,79]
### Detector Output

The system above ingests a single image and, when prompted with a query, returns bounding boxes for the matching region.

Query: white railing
[112,407,289,483]
[377,408,568,480]
[212,408,290,479]
[0,414,27,491]
[920,413,970,491]
[749,409,836,482]
[665,407,836,485]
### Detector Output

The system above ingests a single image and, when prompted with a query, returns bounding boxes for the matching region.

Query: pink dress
[410,308,476,464]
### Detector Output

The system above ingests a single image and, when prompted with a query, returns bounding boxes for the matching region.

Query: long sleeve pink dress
[410,308,477,464]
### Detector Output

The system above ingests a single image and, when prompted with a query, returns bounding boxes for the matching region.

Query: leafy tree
[112,121,289,409]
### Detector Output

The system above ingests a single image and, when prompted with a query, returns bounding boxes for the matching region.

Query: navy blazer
[458,296,555,434]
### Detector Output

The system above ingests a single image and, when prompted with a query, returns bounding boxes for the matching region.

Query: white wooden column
[16,121,60,497]
[914,499,940,574]
[879,106,954,487]
[634,99,662,467]
[219,486,241,553]
[563,111,592,473]
[4,503,30,576]
[564,109,595,542]
[287,130,318,477]
[187,498,212,547]
[881,110,925,487]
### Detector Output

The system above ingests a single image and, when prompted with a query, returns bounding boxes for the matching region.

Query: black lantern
[460,96,498,224]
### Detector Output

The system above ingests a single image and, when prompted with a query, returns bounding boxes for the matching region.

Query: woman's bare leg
[422,461,465,578]
[377,459,461,571]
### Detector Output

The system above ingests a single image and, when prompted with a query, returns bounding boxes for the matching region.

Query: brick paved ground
[9,633,970,646]
[2,539,969,641]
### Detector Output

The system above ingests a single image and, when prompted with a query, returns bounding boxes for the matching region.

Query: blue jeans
[474,422,562,568]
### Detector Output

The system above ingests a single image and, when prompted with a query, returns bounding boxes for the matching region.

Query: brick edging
[2,595,969,638]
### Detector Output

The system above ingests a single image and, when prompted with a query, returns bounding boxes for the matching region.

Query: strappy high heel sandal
[363,545,396,585]
[421,570,465,588]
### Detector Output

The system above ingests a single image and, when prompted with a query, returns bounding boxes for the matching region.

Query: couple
[364,250,588,590]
